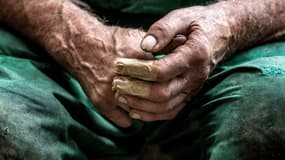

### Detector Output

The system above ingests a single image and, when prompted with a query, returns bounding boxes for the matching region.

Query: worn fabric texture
[1,0,285,160]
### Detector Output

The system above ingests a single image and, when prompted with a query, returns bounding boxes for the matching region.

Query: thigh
[0,28,126,160]
[0,56,88,160]
[208,71,285,160]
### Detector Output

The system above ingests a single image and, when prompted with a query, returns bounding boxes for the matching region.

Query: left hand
[113,5,237,121]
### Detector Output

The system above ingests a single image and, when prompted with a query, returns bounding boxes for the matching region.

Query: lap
[0,36,87,159]
[0,28,124,160]
[208,44,285,160]
[208,71,285,160]
[140,42,285,160]
[1,27,285,160]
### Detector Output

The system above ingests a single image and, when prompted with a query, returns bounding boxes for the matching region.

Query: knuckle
[191,47,210,65]
[194,51,209,64]
[155,85,172,102]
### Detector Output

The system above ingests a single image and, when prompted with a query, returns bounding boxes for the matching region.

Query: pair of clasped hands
[81,6,234,127]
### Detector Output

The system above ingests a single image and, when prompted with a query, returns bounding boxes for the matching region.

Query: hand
[0,0,186,127]
[68,25,157,127]
[113,5,236,122]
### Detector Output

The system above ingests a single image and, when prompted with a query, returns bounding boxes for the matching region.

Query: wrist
[38,1,115,74]
[207,1,246,56]
[210,0,285,54]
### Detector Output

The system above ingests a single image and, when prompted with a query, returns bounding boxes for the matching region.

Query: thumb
[141,11,189,53]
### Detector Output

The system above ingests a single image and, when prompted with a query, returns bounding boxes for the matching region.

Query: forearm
[212,0,285,54]
[0,0,110,72]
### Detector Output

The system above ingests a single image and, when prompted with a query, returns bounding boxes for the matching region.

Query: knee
[0,88,67,159]
[208,73,285,160]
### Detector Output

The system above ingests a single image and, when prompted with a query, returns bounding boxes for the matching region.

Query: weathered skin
[0,0,285,124]
[0,0,155,127]
[115,0,285,121]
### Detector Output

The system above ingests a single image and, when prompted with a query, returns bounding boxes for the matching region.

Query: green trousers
[1,11,285,160]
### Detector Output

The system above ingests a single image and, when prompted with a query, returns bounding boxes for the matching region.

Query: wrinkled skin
[115,1,285,122]
[1,0,285,126]
[115,6,231,121]
[70,26,155,127]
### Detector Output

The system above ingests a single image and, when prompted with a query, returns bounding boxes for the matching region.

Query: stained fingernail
[118,96,128,104]
[141,35,157,51]
[131,113,141,119]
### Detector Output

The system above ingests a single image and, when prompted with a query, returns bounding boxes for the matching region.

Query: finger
[114,52,189,82]
[113,60,210,102]
[100,107,132,128]
[115,92,130,112]
[141,9,190,52]
[158,34,187,54]
[112,76,152,99]
[114,58,158,81]
[113,76,189,102]
[88,86,132,128]
[129,103,186,122]
[116,93,187,114]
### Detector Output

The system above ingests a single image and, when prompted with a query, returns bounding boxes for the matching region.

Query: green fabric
[1,27,285,159]
[1,1,285,159]
[85,0,214,14]
[0,28,142,159]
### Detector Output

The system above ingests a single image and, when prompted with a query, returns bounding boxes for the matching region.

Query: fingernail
[141,35,157,51]
[131,113,141,119]
[118,96,128,104]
